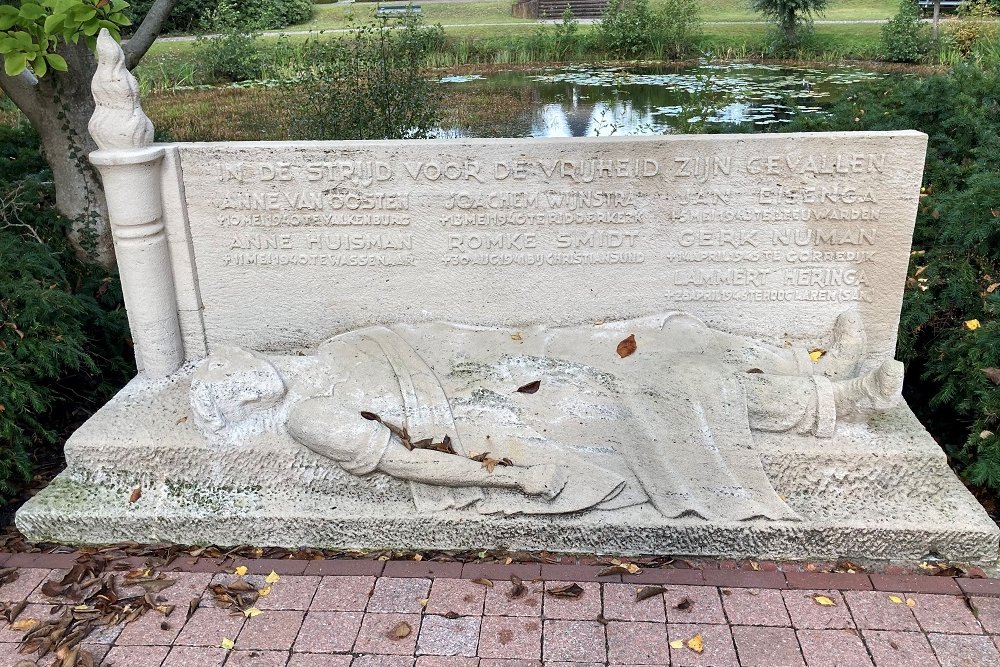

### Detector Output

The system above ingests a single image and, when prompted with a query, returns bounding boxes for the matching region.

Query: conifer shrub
[784,65,1000,495]
[880,0,932,63]
[0,124,134,504]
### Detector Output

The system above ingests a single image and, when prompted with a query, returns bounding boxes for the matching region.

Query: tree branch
[122,0,180,70]
[0,68,43,127]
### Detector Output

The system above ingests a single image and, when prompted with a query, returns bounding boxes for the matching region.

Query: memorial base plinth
[17,370,1000,564]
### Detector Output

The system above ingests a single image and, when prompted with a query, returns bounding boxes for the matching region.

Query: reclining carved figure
[190,311,903,520]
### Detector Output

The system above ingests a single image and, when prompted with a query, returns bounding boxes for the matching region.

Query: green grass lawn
[288,0,900,30]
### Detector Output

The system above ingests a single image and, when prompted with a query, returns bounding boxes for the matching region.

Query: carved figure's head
[190,346,287,437]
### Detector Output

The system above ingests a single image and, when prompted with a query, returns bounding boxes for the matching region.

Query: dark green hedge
[0,124,134,504]
[784,64,1000,494]
[127,0,313,34]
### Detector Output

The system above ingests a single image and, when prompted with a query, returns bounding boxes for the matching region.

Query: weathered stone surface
[15,35,999,562]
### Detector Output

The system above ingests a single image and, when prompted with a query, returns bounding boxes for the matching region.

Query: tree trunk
[34,43,114,267]
[0,0,179,269]
[933,0,941,41]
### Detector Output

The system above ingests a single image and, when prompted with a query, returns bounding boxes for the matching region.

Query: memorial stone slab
[16,31,999,564]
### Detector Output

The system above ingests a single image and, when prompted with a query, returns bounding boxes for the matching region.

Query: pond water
[435,62,889,138]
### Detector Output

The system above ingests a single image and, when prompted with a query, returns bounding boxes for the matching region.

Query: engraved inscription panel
[177,132,927,357]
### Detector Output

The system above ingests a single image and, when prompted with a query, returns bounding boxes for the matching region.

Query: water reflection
[437,62,886,138]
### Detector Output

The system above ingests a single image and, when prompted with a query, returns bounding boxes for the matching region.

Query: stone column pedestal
[91,147,182,377]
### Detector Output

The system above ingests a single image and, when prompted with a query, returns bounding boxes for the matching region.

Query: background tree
[749,0,829,47]
[0,0,178,267]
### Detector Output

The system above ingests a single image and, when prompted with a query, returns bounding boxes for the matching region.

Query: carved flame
[88,29,154,151]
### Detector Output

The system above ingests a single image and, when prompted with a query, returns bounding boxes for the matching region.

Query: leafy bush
[598,0,657,58]
[528,7,584,61]
[654,0,701,59]
[880,0,932,63]
[128,0,313,34]
[0,124,134,504]
[197,30,267,82]
[294,15,444,140]
[784,65,1000,494]
[946,0,1000,56]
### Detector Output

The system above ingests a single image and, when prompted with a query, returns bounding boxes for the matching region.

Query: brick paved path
[2,554,1000,666]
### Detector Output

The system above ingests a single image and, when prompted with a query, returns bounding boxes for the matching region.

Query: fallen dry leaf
[221,637,235,650]
[509,575,527,599]
[471,578,494,588]
[636,586,665,602]
[982,368,1000,385]
[808,348,826,362]
[888,595,904,604]
[265,571,280,585]
[813,595,836,607]
[669,639,684,649]
[234,566,248,577]
[243,607,262,618]
[257,587,271,598]
[516,380,541,394]
[11,618,38,632]
[128,487,141,504]
[616,334,637,359]
[390,621,412,639]
[965,319,981,331]
[686,633,705,654]
[547,583,585,599]
[675,597,693,611]
[906,598,917,608]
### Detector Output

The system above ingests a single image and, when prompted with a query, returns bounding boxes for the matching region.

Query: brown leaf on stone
[444,611,461,619]
[547,583,585,599]
[982,368,1000,385]
[6,600,26,623]
[39,581,63,598]
[360,411,381,421]
[128,487,141,504]
[471,578,494,588]
[933,566,966,577]
[675,597,694,611]
[616,334,637,358]
[187,597,200,621]
[390,621,412,639]
[516,380,541,394]
[226,581,255,593]
[160,621,170,631]
[746,368,765,374]
[0,568,19,587]
[597,565,631,577]
[136,578,175,594]
[509,575,527,599]
[636,586,666,602]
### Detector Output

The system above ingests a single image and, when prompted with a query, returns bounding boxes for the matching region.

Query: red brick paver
[1,555,999,665]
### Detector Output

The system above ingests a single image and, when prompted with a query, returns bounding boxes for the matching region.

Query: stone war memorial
[16,31,1000,564]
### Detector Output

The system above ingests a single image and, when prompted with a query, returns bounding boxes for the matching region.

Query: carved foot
[815,310,866,379]
[521,464,569,500]
[833,360,904,417]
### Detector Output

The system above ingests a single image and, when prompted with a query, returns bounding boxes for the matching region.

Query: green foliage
[0,122,134,504]
[598,0,701,60]
[946,0,1000,56]
[785,64,1000,495]
[598,0,656,58]
[880,0,931,63]
[655,0,701,59]
[528,7,583,61]
[294,15,443,140]
[749,0,828,50]
[127,0,312,34]
[0,0,131,77]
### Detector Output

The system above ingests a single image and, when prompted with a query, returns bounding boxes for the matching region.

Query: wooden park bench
[917,0,966,14]
[375,4,423,17]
